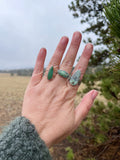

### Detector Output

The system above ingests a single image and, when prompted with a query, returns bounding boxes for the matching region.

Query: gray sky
[0,0,86,70]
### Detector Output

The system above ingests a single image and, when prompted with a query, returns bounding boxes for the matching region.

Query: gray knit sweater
[0,117,52,160]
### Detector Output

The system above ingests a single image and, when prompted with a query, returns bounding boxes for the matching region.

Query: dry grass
[0,73,30,132]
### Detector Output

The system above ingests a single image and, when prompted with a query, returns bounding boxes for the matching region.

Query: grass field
[0,73,30,132]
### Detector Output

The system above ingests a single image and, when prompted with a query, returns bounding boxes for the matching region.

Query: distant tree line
[0,69,33,76]
[0,68,47,76]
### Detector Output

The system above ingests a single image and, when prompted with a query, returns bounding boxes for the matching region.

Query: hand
[22,31,98,147]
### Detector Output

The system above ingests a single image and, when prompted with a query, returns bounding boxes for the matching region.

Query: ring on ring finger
[69,70,81,86]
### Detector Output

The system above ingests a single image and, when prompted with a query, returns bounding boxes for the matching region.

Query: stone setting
[57,70,69,78]
[69,70,81,86]
[47,66,53,80]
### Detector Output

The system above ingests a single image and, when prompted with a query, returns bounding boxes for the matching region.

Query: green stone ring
[69,70,81,86]
[47,66,54,80]
[57,70,69,78]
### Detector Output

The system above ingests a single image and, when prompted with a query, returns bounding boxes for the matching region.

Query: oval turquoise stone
[47,66,53,80]
[69,70,81,86]
[57,70,69,78]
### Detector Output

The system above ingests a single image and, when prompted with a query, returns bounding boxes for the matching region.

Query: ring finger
[68,43,93,90]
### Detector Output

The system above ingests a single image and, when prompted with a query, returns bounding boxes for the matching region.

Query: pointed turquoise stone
[57,70,69,78]
[47,66,53,80]
[69,70,81,86]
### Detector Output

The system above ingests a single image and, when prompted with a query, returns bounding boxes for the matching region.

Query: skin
[22,31,98,147]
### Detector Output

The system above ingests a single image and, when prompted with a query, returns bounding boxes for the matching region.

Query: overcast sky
[0,0,87,70]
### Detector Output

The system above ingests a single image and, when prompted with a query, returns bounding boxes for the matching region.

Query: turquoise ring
[47,66,54,80]
[57,70,69,78]
[69,70,81,86]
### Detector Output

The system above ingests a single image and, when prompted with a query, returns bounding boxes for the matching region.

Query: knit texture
[0,116,52,160]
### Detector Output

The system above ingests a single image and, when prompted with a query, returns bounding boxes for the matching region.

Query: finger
[74,90,98,129]
[48,37,69,66]
[29,48,46,87]
[67,43,93,90]
[74,43,93,81]
[43,37,69,79]
[58,31,82,75]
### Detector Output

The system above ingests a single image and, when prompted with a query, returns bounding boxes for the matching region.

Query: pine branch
[104,0,120,39]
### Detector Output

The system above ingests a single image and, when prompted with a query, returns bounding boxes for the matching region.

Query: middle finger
[56,31,82,81]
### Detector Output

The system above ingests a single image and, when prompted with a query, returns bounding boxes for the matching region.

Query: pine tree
[68,0,115,66]
[104,0,120,65]
[69,0,120,99]
[104,0,120,100]
[105,0,120,39]
[66,1,120,157]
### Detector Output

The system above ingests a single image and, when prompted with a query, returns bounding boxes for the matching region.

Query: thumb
[74,90,98,129]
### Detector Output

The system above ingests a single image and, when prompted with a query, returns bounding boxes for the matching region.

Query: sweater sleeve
[0,116,52,160]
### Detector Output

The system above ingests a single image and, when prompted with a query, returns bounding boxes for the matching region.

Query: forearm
[0,117,52,160]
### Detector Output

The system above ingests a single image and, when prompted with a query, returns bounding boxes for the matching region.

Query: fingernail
[61,37,68,44]
[40,48,46,54]
[74,32,81,41]
[91,90,98,100]
[86,44,93,50]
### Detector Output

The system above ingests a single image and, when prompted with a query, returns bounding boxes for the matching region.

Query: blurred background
[0,0,120,159]
[0,0,84,70]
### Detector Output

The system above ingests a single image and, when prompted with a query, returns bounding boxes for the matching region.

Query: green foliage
[67,135,79,144]
[67,136,73,143]
[68,0,111,65]
[83,66,120,101]
[78,100,120,145]
[69,0,120,68]
[65,147,74,160]
[67,0,120,158]
[100,78,119,100]
[104,0,120,69]
[104,0,120,39]
[83,74,96,86]
[95,134,107,144]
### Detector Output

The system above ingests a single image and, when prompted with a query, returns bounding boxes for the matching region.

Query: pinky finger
[74,90,98,129]
[29,48,46,88]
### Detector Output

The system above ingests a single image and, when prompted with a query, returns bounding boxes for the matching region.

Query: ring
[69,70,81,86]
[47,66,58,80]
[57,70,69,78]
[47,66,54,80]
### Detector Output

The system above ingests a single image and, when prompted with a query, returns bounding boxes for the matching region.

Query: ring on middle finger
[57,70,69,78]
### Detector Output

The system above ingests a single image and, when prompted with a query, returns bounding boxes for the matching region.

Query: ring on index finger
[46,65,58,80]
